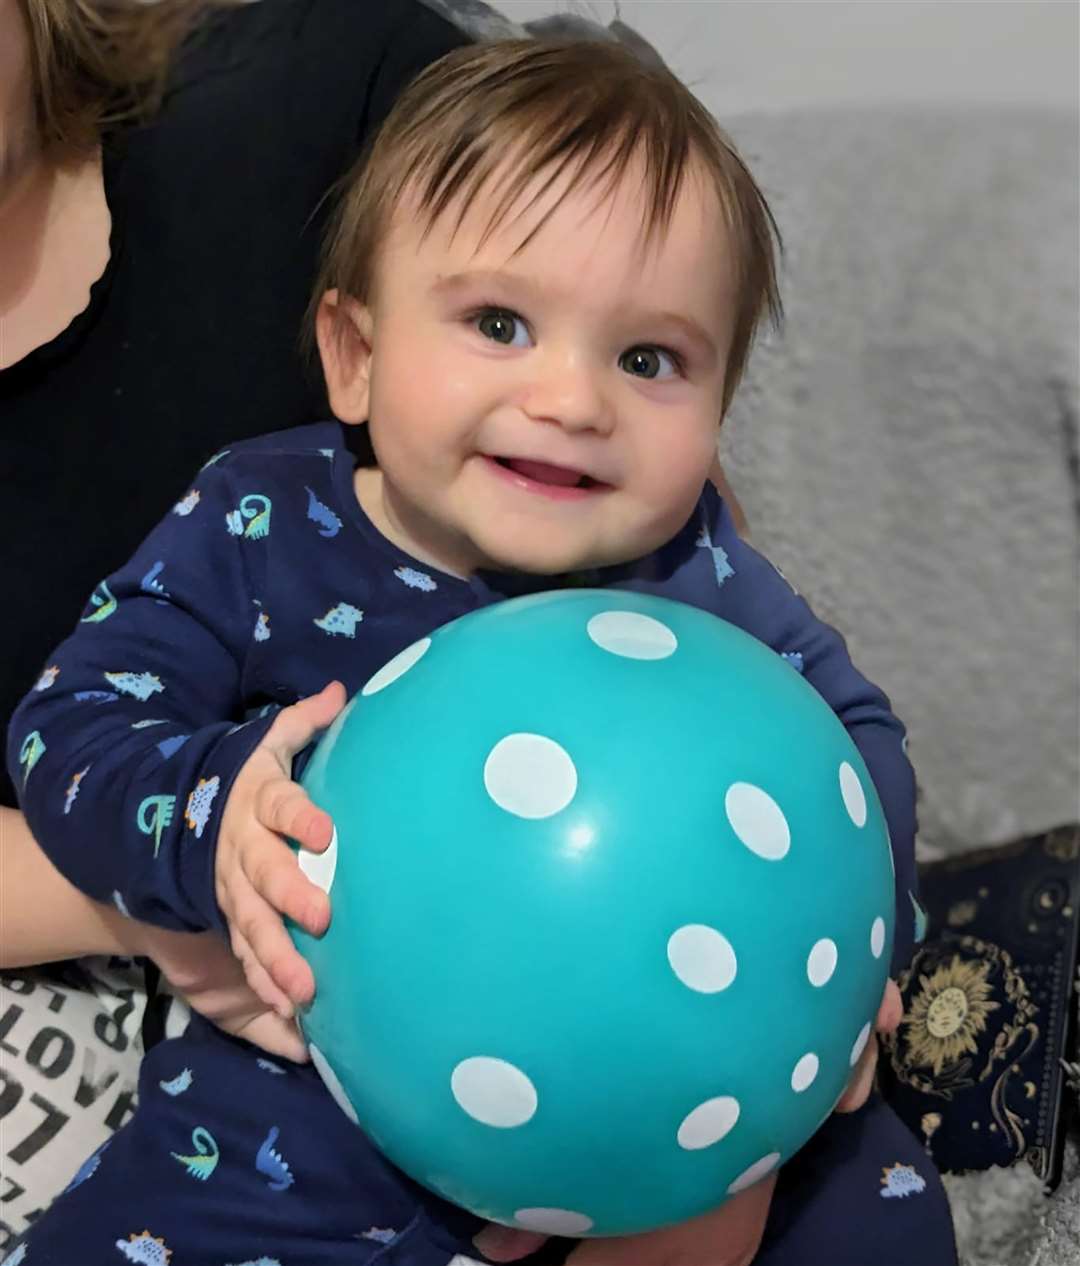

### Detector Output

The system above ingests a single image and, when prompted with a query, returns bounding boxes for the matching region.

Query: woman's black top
[0,0,467,807]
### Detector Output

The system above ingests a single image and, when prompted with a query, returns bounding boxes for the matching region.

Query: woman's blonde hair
[312,37,782,417]
[19,0,227,154]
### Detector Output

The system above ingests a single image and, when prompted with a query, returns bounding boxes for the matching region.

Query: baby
[7,36,955,1266]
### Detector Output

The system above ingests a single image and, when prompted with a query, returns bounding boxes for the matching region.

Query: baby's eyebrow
[431,269,718,365]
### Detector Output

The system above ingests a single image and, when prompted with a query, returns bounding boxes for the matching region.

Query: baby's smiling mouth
[491,456,603,490]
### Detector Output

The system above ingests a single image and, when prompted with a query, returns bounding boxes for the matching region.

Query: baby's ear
[316,290,374,425]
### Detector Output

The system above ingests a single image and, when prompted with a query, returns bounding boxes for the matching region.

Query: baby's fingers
[241,821,330,936]
[876,979,903,1036]
[231,881,316,1007]
[255,776,334,856]
[230,926,294,1018]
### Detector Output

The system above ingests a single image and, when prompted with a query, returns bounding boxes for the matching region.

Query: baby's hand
[136,925,309,1063]
[834,978,903,1114]
[214,681,346,1015]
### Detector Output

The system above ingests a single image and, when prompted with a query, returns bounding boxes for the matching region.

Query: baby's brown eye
[478,312,518,344]
[621,348,660,378]
[620,346,678,380]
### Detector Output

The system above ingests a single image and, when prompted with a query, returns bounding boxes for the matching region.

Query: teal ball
[291,590,894,1236]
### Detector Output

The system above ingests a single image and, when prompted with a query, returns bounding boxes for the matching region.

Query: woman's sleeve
[5,465,277,934]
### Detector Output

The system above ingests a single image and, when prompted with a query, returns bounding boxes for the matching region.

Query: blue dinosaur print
[1,1242,27,1265]
[305,486,342,538]
[115,1231,172,1265]
[34,665,59,691]
[201,449,230,470]
[224,1259,282,1266]
[157,734,189,760]
[137,795,176,858]
[360,1228,398,1244]
[880,1162,926,1198]
[112,890,132,918]
[18,732,45,787]
[314,602,363,638]
[173,489,201,516]
[225,494,272,540]
[140,561,170,598]
[394,566,437,592]
[255,1126,294,1191]
[171,1126,220,1181]
[184,776,220,839]
[104,671,164,702]
[695,514,735,588]
[132,719,168,729]
[781,651,805,673]
[64,765,90,815]
[75,690,119,704]
[256,1058,286,1075]
[81,579,118,622]
[253,611,271,642]
[318,447,335,459]
[63,1138,110,1194]
[159,1068,193,1096]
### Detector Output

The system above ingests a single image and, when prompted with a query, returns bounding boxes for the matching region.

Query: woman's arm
[0,804,137,966]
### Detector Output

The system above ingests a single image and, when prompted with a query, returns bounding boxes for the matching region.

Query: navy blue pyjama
[8,1018,956,1266]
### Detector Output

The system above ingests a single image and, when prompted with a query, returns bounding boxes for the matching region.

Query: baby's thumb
[266,681,347,758]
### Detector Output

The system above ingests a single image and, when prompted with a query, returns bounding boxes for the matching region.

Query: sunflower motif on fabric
[902,955,1000,1076]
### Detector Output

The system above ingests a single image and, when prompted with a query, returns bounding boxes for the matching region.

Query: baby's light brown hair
[311,37,782,418]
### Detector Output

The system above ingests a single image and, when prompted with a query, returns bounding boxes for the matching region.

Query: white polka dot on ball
[850,1022,872,1067]
[791,1053,819,1093]
[514,1209,595,1236]
[677,1096,741,1150]
[309,1043,359,1124]
[725,782,790,860]
[586,610,678,660]
[361,637,431,696]
[870,916,886,959]
[728,1152,781,1195]
[668,925,737,993]
[451,1057,537,1128]
[806,938,838,987]
[484,734,577,819]
[297,824,338,894]
[839,761,867,828]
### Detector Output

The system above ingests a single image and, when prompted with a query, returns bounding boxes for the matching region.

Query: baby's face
[352,155,737,577]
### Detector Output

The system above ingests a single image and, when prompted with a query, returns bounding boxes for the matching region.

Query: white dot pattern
[668,925,737,993]
[850,1022,872,1067]
[870,916,886,959]
[728,1152,781,1195]
[451,1057,537,1128]
[484,734,577,819]
[806,938,838,987]
[309,1043,359,1124]
[362,637,431,696]
[311,605,896,1235]
[839,761,867,828]
[587,610,678,660]
[725,783,791,860]
[514,1209,595,1236]
[791,1053,819,1093]
[297,824,338,895]
[677,1096,741,1150]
